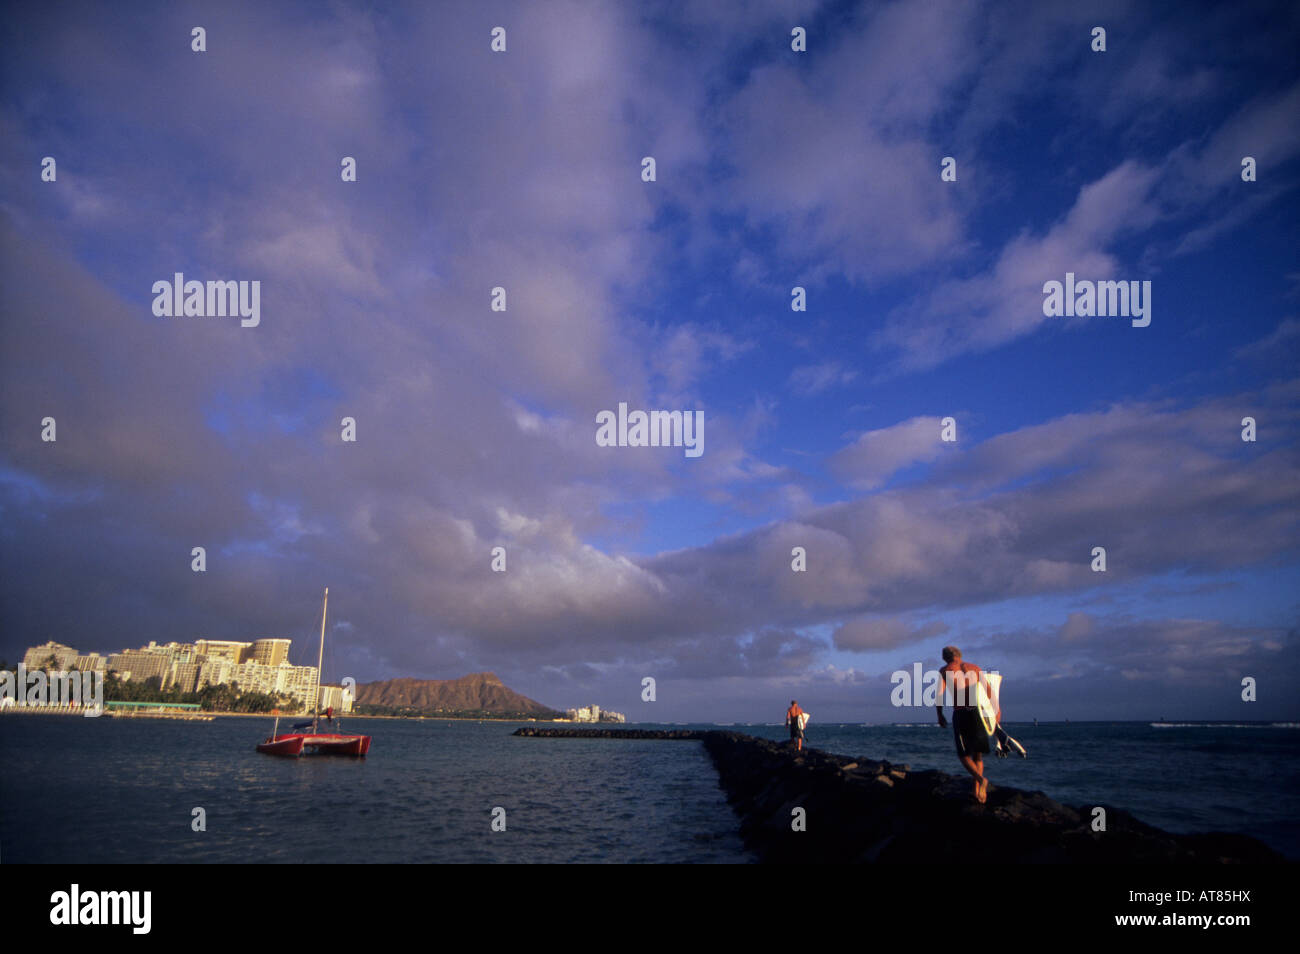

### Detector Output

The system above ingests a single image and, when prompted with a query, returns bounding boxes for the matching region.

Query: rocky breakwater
[512,727,706,740]
[700,732,1283,864]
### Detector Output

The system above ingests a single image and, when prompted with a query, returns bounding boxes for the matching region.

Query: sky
[1,0,1297,723]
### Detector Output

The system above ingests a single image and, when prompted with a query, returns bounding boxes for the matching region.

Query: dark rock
[694,731,1283,864]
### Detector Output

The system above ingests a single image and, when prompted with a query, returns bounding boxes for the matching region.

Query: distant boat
[256,587,372,757]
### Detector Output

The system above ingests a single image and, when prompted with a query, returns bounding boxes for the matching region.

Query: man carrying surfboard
[786,700,805,752]
[935,647,997,803]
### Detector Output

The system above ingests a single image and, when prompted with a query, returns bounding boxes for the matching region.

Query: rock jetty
[515,727,1283,863]
[512,727,706,740]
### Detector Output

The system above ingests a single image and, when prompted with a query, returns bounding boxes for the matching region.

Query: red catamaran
[256,587,371,757]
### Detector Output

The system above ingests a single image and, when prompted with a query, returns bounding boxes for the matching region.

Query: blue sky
[1,0,1298,722]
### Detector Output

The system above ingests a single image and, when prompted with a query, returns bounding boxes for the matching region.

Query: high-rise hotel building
[249,638,291,667]
[20,637,325,711]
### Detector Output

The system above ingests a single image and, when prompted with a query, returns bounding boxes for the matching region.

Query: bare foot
[974,777,988,803]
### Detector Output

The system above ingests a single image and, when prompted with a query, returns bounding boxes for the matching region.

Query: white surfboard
[798,712,810,730]
[977,673,1001,736]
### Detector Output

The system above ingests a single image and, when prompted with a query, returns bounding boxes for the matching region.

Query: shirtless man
[786,699,805,752]
[935,646,997,803]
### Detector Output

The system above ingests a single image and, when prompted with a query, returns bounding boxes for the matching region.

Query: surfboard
[977,673,1000,736]
[798,712,810,730]
[995,727,1027,758]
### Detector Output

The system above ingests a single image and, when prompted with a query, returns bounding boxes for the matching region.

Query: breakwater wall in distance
[513,726,706,739]
[513,727,1282,863]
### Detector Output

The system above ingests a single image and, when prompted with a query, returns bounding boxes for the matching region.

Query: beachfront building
[566,704,626,723]
[107,641,201,687]
[249,638,291,667]
[318,683,354,713]
[284,664,320,710]
[107,648,171,684]
[281,664,320,710]
[228,659,319,710]
[169,661,202,693]
[197,654,235,690]
[20,637,321,712]
[22,641,79,671]
[73,652,107,672]
[194,639,252,663]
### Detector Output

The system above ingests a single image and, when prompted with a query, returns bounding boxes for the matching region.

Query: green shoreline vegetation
[103,672,291,713]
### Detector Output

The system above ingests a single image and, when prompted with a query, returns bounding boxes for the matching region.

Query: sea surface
[1,716,1296,862]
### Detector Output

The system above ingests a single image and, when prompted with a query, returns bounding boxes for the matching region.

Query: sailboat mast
[314,587,328,721]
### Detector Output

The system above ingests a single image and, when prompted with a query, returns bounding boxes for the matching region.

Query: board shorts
[952,707,989,757]
[789,720,804,740]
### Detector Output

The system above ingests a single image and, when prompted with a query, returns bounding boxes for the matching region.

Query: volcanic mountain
[353,672,560,716]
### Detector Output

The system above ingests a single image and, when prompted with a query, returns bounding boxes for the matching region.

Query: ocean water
[1,716,1296,862]
[0,716,748,863]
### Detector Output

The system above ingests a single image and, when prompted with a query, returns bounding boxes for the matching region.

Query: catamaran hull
[306,735,371,756]
[257,735,305,756]
[255,732,371,757]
